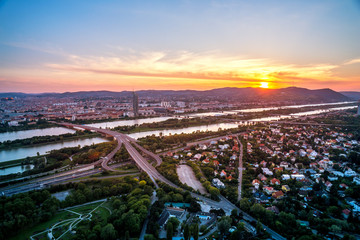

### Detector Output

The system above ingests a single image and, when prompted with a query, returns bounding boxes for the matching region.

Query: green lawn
[9,211,77,240]
[10,201,111,240]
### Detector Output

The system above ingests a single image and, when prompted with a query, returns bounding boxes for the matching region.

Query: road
[1,162,131,196]
[159,134,236,156]
[248,120,359,127]
[218,195,286,240]
[131,141,162,166]
[236,136,243,201]
[139,191,158,240]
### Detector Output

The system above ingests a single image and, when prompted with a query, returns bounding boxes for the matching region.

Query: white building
[176,101,186,108]
[262,168,273,176]
[161,101,171,108]
[291,174,305,180]
[212,178,225,189]
[344,169,357,177]
[353,177,360,185]
[282,174,291,180]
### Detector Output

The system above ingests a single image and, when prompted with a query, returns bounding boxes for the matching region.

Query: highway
[131,141,162,166]
[1,162,132,196]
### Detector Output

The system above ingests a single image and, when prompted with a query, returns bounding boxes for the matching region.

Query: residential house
[264,186,275,195]
[271,178,280,185]
[291,174,305,180]
[325,181,333,191]
[282,185,290,192]
[282,174,291,180]
[212,178,225,189]
[252,179,260,189]
[272,191,284,199]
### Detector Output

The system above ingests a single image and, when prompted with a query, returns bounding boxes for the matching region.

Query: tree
[144,235,157,240]
[237,222,245,231]
[188,199,201,212]
[250,204,265,219]
[256,220,263,235]
[329,225,341,237]
[192,223,199,240]
[218,217,231,236]
[167,222,173,240]
[184,224,190,240]
[100,223,117,240]
[122,211,141,234]
[239,198,251,212]
[167,217,180,232]
[125,230,130,240]
[209,187,220,199]
[231,209,238,218]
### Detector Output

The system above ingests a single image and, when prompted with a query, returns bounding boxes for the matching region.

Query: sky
[0,0,360,93]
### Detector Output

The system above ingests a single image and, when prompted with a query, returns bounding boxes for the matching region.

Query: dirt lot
[177,165,207,194]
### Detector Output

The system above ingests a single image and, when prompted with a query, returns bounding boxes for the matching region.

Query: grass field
[9,201,112,240]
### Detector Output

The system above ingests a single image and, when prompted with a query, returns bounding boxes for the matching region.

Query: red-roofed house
[213,160,220,167]
[342,209,351,219]
[272,191,284,199]
[202,159,210,164]
[226,175,234,181]
[271,178,280,185]
[264,186,275,195]
[220,170,227,177]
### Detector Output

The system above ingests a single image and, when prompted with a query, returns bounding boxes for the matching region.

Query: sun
[259,82,269,88]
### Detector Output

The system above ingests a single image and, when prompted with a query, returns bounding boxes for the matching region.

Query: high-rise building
[133,92,139,117]
[357,101,360,116]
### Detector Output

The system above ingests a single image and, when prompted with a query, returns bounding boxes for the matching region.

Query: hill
[340,91,360,101]
[0,87,350,103]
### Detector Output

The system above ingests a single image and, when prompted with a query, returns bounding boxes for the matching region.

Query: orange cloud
[1,48,359,92]
[44,50,346,89]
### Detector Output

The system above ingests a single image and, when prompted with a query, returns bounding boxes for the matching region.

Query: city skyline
[1,0,360,93]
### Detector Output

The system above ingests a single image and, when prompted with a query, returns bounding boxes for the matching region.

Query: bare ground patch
[177,165,207,194]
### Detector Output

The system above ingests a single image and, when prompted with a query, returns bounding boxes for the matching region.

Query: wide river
[0,103,356,174]
[0,137,109,165]
[0,101,354,143]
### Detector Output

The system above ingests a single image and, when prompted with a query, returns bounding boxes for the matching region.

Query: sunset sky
[0,0,360,93]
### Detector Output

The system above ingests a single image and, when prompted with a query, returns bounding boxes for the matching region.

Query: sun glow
[260,82,269,88]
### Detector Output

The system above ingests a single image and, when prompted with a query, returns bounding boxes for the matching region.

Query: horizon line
[1,86,359,95]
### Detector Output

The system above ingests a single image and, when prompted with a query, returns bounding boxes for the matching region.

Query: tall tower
[357,100,360,116]
[133,91,139,117]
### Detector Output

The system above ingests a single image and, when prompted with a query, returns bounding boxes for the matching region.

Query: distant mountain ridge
[0,87,351,103]
[340,91,360,100]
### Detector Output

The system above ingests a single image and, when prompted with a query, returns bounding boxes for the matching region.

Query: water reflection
[0,164,34,176]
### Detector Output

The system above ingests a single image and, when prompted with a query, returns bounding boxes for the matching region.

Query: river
[0,104,356,174]
[129,105,356,138]
[0,137,109,163]
[0,164,34,176]
[0,127,76,142]
[0,101,354,143]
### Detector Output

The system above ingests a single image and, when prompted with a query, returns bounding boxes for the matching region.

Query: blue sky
[0,0,360,92]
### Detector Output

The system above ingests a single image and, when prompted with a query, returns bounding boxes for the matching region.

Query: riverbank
[0,155,44,168]
[0,131,102,150]
[0,119,57,133]
[113,117,224,134]
[112,102,357,135]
